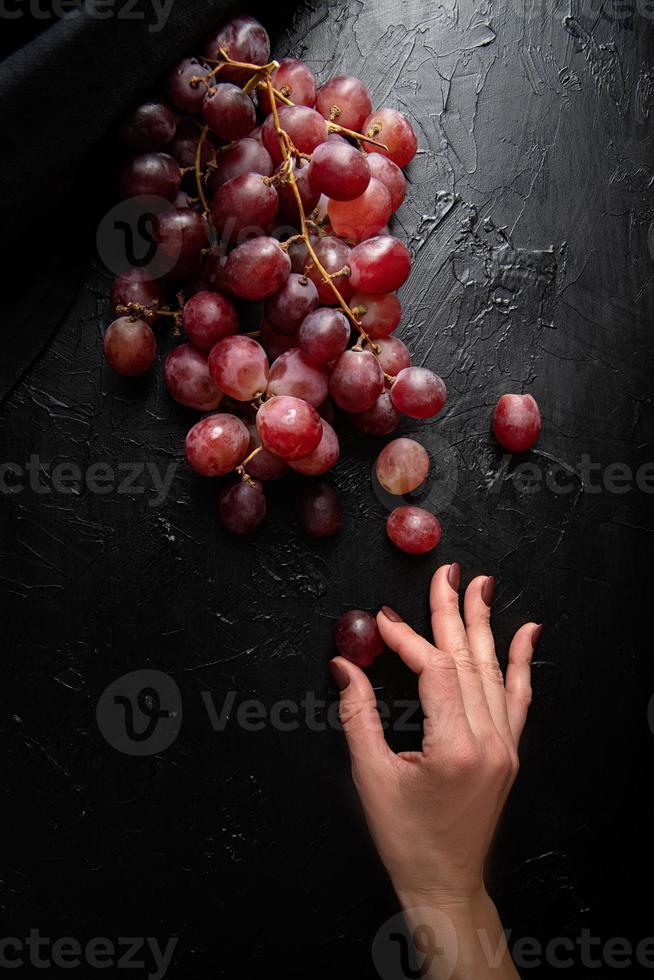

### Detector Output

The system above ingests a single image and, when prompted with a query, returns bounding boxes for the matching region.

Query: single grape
[297,308,350,364]
[202,83,257,142]
[327,177,392,241]
[492,394,541,452]
[350,291,401,338]
[374,336,411,377]
[111,269,164,323]
[375,438,429,494]
[182,291,238,350]
[350,391,400,435]
[365,152,407,210]
[267,349,329,406]
[245,423,288,480]
[103,317,156,376]
[226,237,291,300]
[390,366,447,419]
[259,58,317,114]
[363,108,418,167]
[303,236,353,304]
[154,207,208,280]
[295,480,343,538]
[334,609,383,667]
[202,16,271,84]
[260,320,298,360]
[349,236,411,293]
[218,479,266,533]
[208,335,269,401]
[206,138,273,195]
[275,159,320,227]
[256,395,323,460]
[262,105,328,165]
[164,343,223,411]
[329,349,384,412]
[185,413,250,477]
[289,420,339,475]
[118,100,176,151]
[210,172,279,244]
[166,58,210,114]
[316,76,372,131]
[387,506,442,555]
[308,142,371,201]
[119,152,181,200]
[264,274,319,334]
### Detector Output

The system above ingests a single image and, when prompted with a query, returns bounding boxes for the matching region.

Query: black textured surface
[1,2,653,978]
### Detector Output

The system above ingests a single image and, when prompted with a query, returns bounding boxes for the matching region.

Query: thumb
[329,657,391,771]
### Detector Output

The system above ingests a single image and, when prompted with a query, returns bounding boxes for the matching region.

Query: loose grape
[316,76,372,131]
[119,152,181,200]
[256,395,323,460]
[111,269,164,323]
[297,308,350,364]
[262,105,328,165]
[166,58,210,114]
[390,367,447,419]
[295,480,343,538]
[208,335,269,401]
[289,420,339,475]
[203,83,256,142]
[264,273,319,334]
[154,207,208,280]
[492,394,541,452]
[218,479,266,534]
[329,349,384,412]
[118,100,176,151]
[226,237,291,300]
[202,16,271,84]
[350,291,402,338]
[350,390,400,435]
[259,58,317,114]
[387,506,442,554]
[103,317,156,376]
[375,437,429,494]
[334,609,383,667]
[303,236,353,304]
[185,413,250,477]
[349,236,411,293]
[308,142,371,201]
[374,336,411,377]
[164,343,223,411]
[182,291,238,350]
[363,108,418,167]
[245,423,288,480]
[206,138,273,194]
[210,172,279,244]
[267,349,329,406]
[365,152,407,210]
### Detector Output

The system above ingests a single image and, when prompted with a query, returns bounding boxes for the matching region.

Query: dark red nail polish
[482,576,495,606]
[531,624,544,649]
[447,562,460,590]
[381,605,403,623]
[329,659,350,691]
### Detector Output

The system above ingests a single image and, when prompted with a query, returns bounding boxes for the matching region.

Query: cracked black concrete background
[1,0,653,977]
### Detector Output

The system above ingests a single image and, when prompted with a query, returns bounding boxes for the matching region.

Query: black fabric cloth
[0,0,239,404]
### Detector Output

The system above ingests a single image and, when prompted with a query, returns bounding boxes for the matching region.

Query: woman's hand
[329,562,542,979]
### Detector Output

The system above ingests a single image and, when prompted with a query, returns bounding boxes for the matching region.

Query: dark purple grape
[202,83,257,142]
[210,172,279,244]
[111,269,164,322]
[169,118,215,170]
[218,478,267,533]
[334,610,383,667]
[350,391,400,435]
[297,308,350,364]
[295,480,343,538]
[226,237,291,300]
[117,100,176,151]
[118,152,181,200]
[275,159,320,227]
[264,273,319,334]
[182,290,238,350]
[202,16,271,84]
[206,138,273,195]
[154,208,208,280]
[167,58,210,114]
[309,141,371,201]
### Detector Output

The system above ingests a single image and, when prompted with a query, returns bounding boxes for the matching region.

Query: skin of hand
[329,562,542,980]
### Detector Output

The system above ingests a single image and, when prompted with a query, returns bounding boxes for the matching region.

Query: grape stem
[194,125,211,214]
[237,445,262,485]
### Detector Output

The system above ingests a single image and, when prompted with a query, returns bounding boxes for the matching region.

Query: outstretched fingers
[329,657,392,771]
[505,623,541,746]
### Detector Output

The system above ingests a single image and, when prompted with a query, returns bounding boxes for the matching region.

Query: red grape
[256,396,323,460]
[154,207,208,280]
[329,349,384,412]
[260,320,298,360]
[206,138,273,194]
[267,349,329,406]
[363,108,418,167]
[119,152,181,200]
[262,105,328,165]
[182,290,238,350]
[334,609,383,667]
[297,308,350,364]
[164,343,223,411]
[203,247,231,294]
[202,83,256,142]
[327,178,393,241]
[259,58,317,114]
[202,16,271,84]
[118,100,176,151]
[245,423,288,480]
[208,335,269,401]
[166,58,210,114]
[375,336,411,377]
[308,142,371,201]
[350,391,400,435]
[349,236,411,293]
[111,269,164,323]
[264,273,319,334]
[168,117,214,169]
[185,413,250,476]
[350,291,401,338]
[365,152,407,210]
[375,437,429,494]
[275,159,320,227]
[390,367,447,419]
[210,172,279,244]
[103,317,156,376]
[289,420,339,475]
[295,480,342,537]
[303,236,353,304]
[492,394,541,452]
[218,479,266,533]
[226,237,291,300]
[387,506,441,554]
[316,76,372,131]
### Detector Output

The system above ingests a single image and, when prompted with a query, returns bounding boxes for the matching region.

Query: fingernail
[447,562,460,590]
[482,576,495,606]
[531,624,544,649]
[329,659,350,691]
[380,605,403,623]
